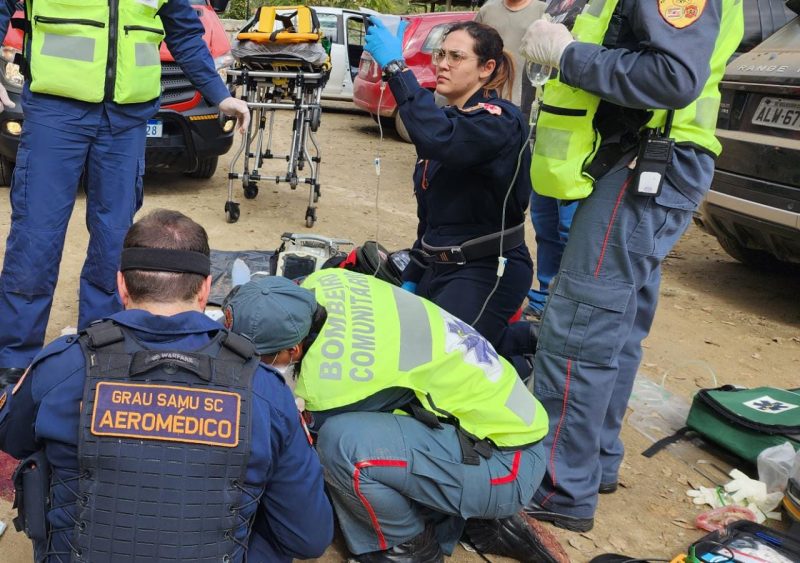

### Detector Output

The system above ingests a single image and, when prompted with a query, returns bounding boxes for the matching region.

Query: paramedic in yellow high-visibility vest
[223,270,568,563]
[518,0,743,533]
[0,0,249,386]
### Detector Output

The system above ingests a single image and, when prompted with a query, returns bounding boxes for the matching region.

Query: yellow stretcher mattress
[238,5,323,44]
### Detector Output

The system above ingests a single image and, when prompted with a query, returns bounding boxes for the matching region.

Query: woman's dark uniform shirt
[387,70,532,284]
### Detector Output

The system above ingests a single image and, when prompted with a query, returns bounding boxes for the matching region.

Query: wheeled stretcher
[225,6,330,227]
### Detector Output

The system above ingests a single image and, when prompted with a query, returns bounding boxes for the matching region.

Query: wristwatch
[382,59,407,81]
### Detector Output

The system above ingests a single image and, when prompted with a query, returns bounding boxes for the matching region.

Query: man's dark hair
[122,209,210,303]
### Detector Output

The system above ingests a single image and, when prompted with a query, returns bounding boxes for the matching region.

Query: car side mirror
[210,0,230,13]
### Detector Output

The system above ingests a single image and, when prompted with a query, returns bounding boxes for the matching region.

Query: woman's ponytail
[483,50,515,101]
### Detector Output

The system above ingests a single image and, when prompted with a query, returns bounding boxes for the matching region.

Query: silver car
[314,7,379,101]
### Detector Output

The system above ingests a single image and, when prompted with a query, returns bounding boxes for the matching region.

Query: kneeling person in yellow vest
[222,269,568,563]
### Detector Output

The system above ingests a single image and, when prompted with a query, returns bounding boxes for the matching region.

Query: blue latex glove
[400,281,417,294]
[364,17,407,68]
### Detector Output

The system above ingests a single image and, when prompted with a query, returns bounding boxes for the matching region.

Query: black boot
[350,525,444,563]
[0,367,25,387]
[464,511,568,563]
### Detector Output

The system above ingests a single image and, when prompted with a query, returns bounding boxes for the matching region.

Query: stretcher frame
[225,63,326,227]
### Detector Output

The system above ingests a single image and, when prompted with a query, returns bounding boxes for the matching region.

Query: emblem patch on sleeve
[658,0,706,28]
[91,382,240,447]
[478,103,503,115]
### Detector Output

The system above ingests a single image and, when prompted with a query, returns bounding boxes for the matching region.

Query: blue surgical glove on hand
[364,17,407,68]
[400,281,417,294]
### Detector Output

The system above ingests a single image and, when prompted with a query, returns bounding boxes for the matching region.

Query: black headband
[120,248,211,276]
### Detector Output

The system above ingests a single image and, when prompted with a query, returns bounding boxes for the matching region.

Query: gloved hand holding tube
[520,19,575,70]
[364,16,408,68]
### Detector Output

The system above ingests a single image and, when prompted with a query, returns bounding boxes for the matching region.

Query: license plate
[751,97,800,131]
[146,119,163,138]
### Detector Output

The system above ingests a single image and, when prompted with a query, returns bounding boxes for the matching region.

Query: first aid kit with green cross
[642,385,800,463]
[685,386,800,463]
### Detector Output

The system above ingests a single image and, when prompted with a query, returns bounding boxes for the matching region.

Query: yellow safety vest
[297,269,548,449]
[25,0,168,104]
[531,0,744,200]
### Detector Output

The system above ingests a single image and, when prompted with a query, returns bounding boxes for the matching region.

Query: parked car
[314,7,378,101]
[352,11,475,142]
[0,0,237,185]
[694,9,800,268]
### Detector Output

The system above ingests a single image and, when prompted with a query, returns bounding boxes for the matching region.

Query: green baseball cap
[222,276,317,355]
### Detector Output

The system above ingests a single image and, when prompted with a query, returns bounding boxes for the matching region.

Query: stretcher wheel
[310,107,321,132]
[225,201,240,223]
[289,175,298,189]
[244,182,258,199]
[305,206,316,228]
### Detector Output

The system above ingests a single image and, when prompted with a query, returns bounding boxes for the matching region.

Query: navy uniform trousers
[317,411,545,556]
[416,245,535,360]
[0,102,145,368]
[532,149,713,519]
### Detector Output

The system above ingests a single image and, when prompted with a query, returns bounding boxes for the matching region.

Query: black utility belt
[416,223,525,266]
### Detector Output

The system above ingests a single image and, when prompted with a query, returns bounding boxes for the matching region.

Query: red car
[353,11,475,142]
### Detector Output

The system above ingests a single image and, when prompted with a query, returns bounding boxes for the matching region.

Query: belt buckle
[449,247,466,265]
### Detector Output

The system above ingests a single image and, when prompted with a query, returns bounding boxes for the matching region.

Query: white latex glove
[0,83,15,113]
[723,469,785,521]
[520,20,575,69]
[725,469,767,503]
[686,486,727,508]
[218,96,250,134]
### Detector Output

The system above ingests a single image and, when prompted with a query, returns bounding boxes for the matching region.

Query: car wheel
[185,156,218,179]
[715,231,786,270]
[394,112,411,143]
[0,155,14,187]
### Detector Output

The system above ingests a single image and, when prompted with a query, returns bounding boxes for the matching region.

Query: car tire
[715,231,786,270]
[394,112,411,143]
[185,156,218,179]
[0,155,14,187]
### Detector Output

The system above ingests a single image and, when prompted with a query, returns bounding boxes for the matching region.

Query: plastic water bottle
[526,60,553,87]
[378,14,403,37]
[231,258,251,287]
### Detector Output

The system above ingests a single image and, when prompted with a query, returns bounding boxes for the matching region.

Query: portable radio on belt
[632,110,675,197]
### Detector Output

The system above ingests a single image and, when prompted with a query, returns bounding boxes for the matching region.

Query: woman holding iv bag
[363,18,538,360]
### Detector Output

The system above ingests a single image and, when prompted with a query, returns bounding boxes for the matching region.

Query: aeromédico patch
[91,382,240,447]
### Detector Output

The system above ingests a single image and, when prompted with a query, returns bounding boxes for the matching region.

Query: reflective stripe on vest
[531,0,744,200]
[646,0,745,155]
[298,269,548,448]
[25,0,168,104]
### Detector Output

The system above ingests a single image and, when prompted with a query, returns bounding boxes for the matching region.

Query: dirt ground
[0,102,797,562]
